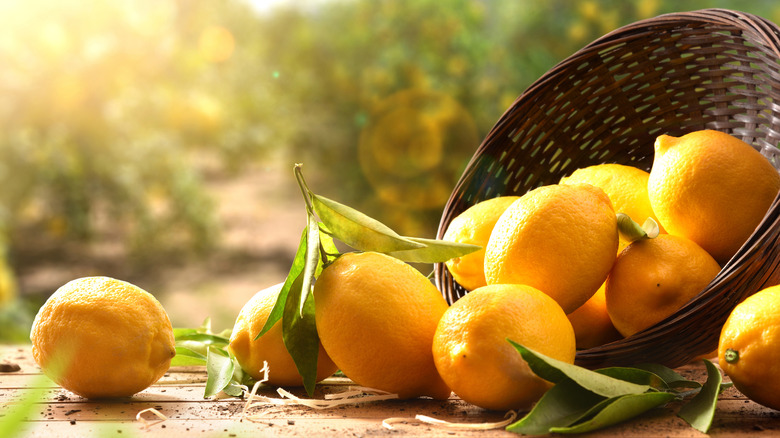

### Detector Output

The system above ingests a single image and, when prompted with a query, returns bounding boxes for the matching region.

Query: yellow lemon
[560,163,665,245]
[648,130,780,264]
[313,251,451,399]
[229,283,338,387]
[719,285,780,410]
[432,284,575,411]
[443,196,520,291]
[567,284,623,349]
[606,234,720,337]
[484,183,618,313]
[30,277,176,398]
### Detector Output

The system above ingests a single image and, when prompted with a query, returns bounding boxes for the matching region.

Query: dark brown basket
[434,9,780,370]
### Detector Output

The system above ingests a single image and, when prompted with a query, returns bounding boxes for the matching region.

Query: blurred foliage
[1,0,780,327]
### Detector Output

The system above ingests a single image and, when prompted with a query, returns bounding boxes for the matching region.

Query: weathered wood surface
[2,344,780,437]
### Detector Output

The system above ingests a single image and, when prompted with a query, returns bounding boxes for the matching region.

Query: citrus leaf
[282,271,320,397]
[259,226,308,338]
[632,363,701,390]
[616,213,659,243]
[311,193,425,253]
[508,341,651,398]
[175,333,230,346]
[171,346,207,367]
[385,237,481,263]
[678,359,723,433]
[205,347,235,398]
[595,367,668,390]
[507,379,606,435]
[548,392,676,434]
[299,215,320,316]
[0,375,49,438]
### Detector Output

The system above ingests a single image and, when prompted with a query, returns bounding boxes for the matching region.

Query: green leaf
[204,347,235,398]
[175,333,230,346]
[385,236,481,263]
[171,346,207,367]
[595,367,668,390]
[311,193,425,253]
[282,271,321,396]
[548,392,676,434]
[259,226,308,338]
[299,215,320,316]
[507,379,606,435]
[616,213,660,243]
[678,359,722,433]
[632,363,701,390]
[508,341,651,398]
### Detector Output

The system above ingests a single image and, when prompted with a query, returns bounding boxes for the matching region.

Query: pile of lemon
[27,129,780,417]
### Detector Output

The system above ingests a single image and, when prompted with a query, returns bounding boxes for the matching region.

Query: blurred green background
[2,0,779,340]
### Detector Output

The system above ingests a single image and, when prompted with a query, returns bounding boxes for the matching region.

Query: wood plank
[3,344,780,437]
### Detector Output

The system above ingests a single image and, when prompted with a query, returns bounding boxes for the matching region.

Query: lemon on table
[29,277,176,399]
[648,130,780,264]
[719,284,780,411]
[432,284,575,411]
[484,183,618,313]
[313,251,451,400]
[560,163,665,244]
[605,233,721,337]
[442,196,520,291]
[229,283,338,387]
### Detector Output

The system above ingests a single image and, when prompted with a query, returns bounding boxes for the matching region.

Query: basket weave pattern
[435,9,780,369]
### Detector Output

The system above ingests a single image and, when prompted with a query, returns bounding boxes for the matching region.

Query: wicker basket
[434,9,780,370]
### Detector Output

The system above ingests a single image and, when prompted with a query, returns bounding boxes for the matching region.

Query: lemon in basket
[432,283,575,411]
[442,196,520,291]
[229,283,338,387]
[484,183,618,313]
[560,163,665,245]
[648,130,780,265]
[30,277,176,398]
[719,284,780,410]
[313,251,451,400]
[606,233,720,337]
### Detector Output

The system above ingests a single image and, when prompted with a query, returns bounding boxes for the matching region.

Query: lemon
[648,130,780,264]
[229,283,338,387]
[313,251,451,399]
[560,163,665,244]
[567,284,622,349]
[606,234,720,337]
[30,277,176,398]
[484,183,618,313]
[442,196,520,291]
[432,284,575,411]
[719,285,780,410]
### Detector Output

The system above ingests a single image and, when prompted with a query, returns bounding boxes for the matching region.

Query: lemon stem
[724,348,739,364]
[616,213,660,244]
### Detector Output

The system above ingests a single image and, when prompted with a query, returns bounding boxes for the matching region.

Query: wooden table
[2,344,779,437]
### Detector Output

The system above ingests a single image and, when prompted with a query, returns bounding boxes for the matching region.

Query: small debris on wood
[0,363,21,372]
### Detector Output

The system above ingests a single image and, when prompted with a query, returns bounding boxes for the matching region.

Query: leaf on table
[508,341,651,398]
[507,379,606,435]
[385,237,481,263]
[205,347,236,398]
[678,359,723,433]
[548,391,676,434]
[632,363,702,390]
[595,367,668,390]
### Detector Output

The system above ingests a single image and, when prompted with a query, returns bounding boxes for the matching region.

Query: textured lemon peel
[241,361,399,422]
[136,407,168,429]
[382,410,517,430]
